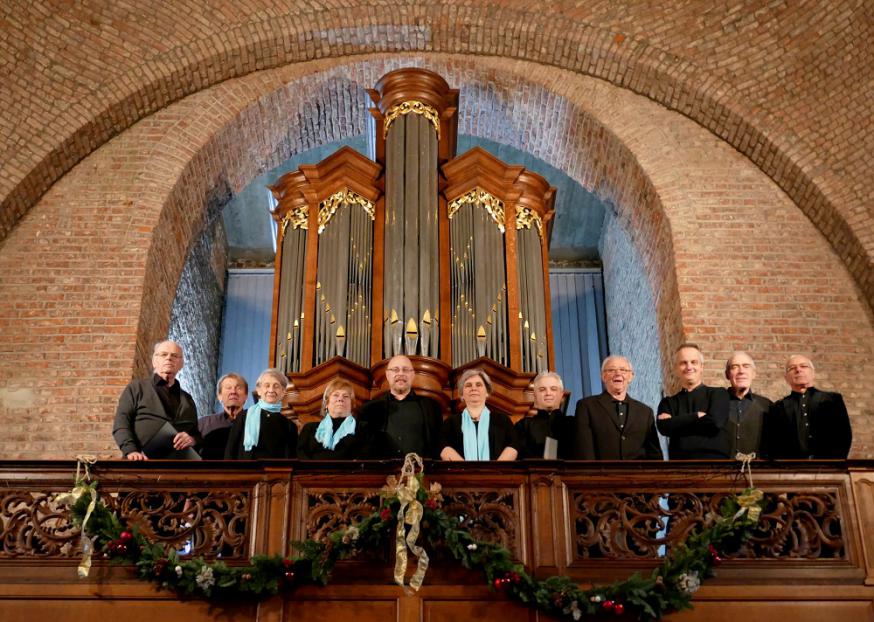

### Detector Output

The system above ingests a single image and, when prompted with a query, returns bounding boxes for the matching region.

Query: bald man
[765,355,852,459]
[358,355,443,459]
[112,340,201,460]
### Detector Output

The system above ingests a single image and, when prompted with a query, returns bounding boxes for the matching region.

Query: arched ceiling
[2,1,872,312]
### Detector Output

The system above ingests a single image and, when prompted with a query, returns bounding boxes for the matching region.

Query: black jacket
[573,392,662,460]
[656,384,729,459]
[764,387,852,459]
[112,375,200,458]
[358,389,444,459]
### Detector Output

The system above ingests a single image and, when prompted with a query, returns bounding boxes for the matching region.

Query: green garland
[63,466,763,620]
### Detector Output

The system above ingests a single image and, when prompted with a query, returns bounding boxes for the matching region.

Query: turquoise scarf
[314,415,356,450]
[243,399,282,452]
[461,406,491,461]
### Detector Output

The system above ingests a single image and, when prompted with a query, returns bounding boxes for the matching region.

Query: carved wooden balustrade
[2,460,874,621]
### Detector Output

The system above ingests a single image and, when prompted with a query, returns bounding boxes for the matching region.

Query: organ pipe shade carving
[383,100,441,139]
[515,205,544,238]
[314,198,374,367]
[318,189,375,234]
[516,224,548,372]
[383,112,440,359]
[450,198,509,367]
[274,227,307,373]
[281,204,309,234]
[448,188,505,232]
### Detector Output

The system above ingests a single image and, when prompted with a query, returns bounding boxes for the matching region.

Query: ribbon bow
[389,453,430,592]
[55,456,98,578]
[735,452,757,489]
[735,488,764,522]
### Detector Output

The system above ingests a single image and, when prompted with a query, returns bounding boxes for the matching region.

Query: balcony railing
[1,460,873,620]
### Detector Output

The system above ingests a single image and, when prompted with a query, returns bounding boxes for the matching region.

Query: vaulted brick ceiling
[2,1,872,310]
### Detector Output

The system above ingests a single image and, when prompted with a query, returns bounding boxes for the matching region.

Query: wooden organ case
[268,68,556,421]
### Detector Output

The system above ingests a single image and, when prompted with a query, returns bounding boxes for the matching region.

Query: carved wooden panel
[441,488,520,559]
[0,490,79,558]
[110,489,251,560]
[570,489,846,561]
[0,487,250,560]
[303,490,382,542]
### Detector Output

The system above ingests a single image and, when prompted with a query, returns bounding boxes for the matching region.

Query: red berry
[602,600,614,612]
[493,578,504,590]
[119,531,134,542]
[115,543,128,555]
[614,603,625,615]
[284,570,295,580]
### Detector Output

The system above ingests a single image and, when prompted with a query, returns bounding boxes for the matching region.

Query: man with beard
[358,355,444,459]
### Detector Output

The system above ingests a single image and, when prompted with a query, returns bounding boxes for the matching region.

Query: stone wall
[599,209,664,413]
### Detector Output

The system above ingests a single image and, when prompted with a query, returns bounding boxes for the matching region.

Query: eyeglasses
[603,368,632,374]
[155,352,183,360]
[387,367,414,374]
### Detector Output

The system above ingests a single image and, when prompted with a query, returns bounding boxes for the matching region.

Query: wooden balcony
[2,460,874,621]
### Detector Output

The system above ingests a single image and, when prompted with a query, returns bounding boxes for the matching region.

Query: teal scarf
[314,415,356,450]
[243,399,282,452]
[461,406,490,461]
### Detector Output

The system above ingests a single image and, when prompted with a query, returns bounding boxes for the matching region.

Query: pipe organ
[269,69,555,420]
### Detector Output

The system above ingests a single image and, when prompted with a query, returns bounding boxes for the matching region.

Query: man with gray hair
[515,371,570,459]
[571,355,661,460]
[198,373,249,459]
[765,355,852,459]
[112,340,201,460]
[723,351,771,457]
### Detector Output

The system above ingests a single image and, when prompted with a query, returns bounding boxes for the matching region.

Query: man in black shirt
[571,355,662,460]
[765,355,852,459]
[198,373,248,459]
[657,343,729,459]
[724,351,771,458]
[112,340,200,460]
[515,371,569,459]
[358,355,443,459]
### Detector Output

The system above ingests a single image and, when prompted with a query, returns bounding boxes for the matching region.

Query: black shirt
[656,384,729,459]
[515,409,568,459]
[725,389,771,457]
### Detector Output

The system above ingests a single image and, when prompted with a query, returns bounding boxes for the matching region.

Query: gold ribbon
[735,488,764,522]
[55,456,98,578]
[390,453,430,592]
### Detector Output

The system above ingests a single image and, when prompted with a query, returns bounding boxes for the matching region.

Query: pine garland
[64,470,763,620]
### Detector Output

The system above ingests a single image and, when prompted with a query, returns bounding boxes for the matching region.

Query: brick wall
[3,2,872,318]
[0,54,871,459]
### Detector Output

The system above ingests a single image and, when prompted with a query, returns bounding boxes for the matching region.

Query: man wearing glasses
[656,343,729,460]
[358,355,444,459]
[764,355,852,459]
[112,340,201,460]
[571,355,662,460]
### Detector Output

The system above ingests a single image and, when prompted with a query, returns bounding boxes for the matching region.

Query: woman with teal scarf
[297,378,366,459]
[225,369,298,459]
[440,369,520,461]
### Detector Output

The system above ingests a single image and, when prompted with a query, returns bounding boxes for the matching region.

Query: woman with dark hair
[440,369,520,461]
[297,378,366,459]
[225,368,297,459]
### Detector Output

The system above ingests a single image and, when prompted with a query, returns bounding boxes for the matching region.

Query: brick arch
[131,55,683,379]
[3,53,873,459]
[3,3,872,317]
